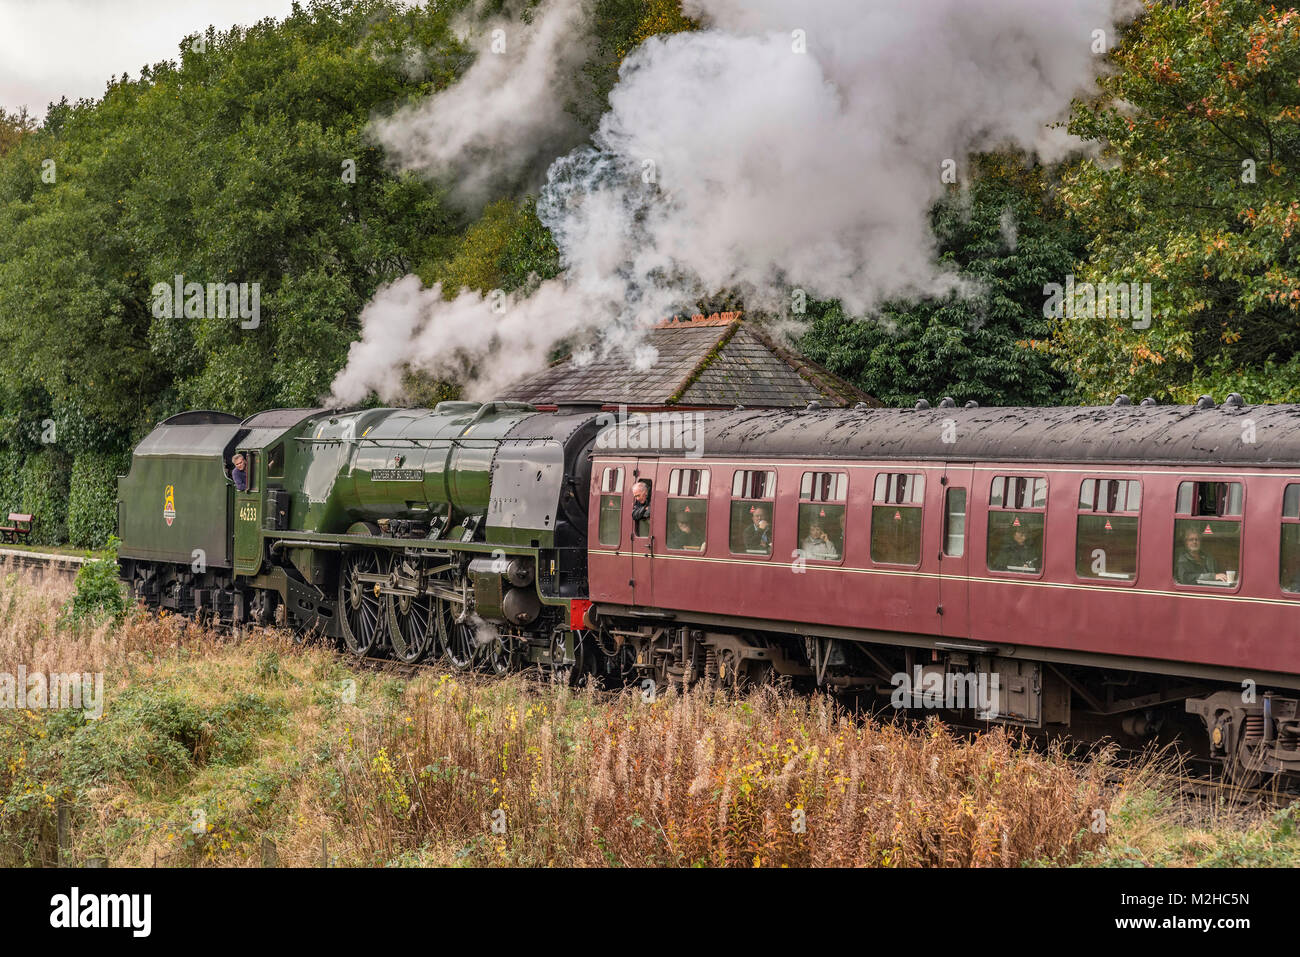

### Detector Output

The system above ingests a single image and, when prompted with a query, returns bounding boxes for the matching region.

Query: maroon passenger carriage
[583,395,1300,783]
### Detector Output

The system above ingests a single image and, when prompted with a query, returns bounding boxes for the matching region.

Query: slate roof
[498,313,877,409]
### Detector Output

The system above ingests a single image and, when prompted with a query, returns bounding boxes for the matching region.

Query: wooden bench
[0,513,32,544]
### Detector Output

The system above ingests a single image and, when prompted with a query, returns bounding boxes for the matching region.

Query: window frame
[942,486,967,559]
[869,471,925,569]
[1171,479,1244,593]
[237,451,259,493]
[1281,484,1300,595]
[595,465,624,549]
[985,473,1048,579]
[729,468,777,559]
[665,467,711,553]
[797,471,848,566]
[1073,477,1142,587]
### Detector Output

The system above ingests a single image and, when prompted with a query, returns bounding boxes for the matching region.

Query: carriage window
[1173,481,1241,587]
[871,472,924,565]
[798,472,847,562]
[990,475,1047,509]
[987,474,1046,574]
[666,468,709,552]
[1076,479,1140,581]
[943,488,966,557]
[1281,485,1300,593]
[597,467,623,547]
[668,468,709,496]
[730,470,776,555]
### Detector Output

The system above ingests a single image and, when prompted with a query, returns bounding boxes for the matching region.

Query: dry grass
[0,562,1296,867]
[327,676,1109,866]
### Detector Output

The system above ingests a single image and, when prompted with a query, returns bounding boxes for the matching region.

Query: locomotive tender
[118,395,1300,783]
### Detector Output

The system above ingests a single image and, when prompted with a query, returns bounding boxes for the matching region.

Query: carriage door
[233,451,263,576]
[630,459,659,606]
[937,466,973,636]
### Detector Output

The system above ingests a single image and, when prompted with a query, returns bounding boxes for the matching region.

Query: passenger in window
[668,512,705,551]
[995,521,1039,572]
[743,506,772,553]
[802,520,840,560]
[631,480,651,532]
[1175,529,1230,585]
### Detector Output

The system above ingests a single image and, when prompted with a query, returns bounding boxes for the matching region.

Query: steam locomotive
[117,396,1300,784]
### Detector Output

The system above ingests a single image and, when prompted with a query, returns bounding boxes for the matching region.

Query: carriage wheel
[339,550,388,657]
[388,589,440,663]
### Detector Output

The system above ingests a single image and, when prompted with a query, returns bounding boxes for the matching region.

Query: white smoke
[368,0,591,211]
[332,0,1125,404]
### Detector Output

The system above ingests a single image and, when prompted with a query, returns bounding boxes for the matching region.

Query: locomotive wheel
[388,590,440,663]
[250,589,276,627]
[339,550,388,657]
[440,599,477,671]
[479,631,518,676]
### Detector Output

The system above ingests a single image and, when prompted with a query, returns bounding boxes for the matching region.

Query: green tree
[68,452,131,548]
[0,107,36,157]
[798,165,1084,407]
[0,0,471,430]
[1053,0,1300,403]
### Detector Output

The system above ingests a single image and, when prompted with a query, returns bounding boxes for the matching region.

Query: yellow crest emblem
[164,485,176,527]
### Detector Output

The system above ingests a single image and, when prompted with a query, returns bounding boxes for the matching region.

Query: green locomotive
[117,402,604,672]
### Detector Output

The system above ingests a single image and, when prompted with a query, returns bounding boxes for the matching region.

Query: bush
[0,449,22,515]
[19,448,70,545]
[64,534,126,624]
[68,450,129,548]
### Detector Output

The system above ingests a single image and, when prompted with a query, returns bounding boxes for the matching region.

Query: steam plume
[332,0,1125,403]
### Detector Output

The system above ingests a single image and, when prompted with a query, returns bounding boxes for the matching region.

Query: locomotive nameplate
[371,468,424,481]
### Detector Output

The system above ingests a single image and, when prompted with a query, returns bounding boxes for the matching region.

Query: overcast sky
[1,0,299,117]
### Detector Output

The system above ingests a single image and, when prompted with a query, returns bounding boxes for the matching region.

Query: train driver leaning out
[630,480,651,534]
[995,522,1038,571]
[744,506,773,553]
[1175,528,1231,585]
[231,452,249,492]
